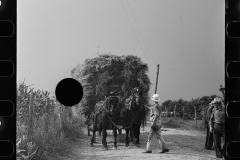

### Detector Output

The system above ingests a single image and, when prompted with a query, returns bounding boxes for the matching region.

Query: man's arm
[209,109,214,132]
[150,106,158,125]
[159,105,162,115]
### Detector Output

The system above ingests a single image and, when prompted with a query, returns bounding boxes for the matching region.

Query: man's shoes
[159,149,169,153]
[143,151,152,153]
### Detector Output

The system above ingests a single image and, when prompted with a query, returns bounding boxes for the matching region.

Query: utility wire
[120,0,149,62]
[126,0,220,83]
[120,1,221,90]
[126,0,157,65]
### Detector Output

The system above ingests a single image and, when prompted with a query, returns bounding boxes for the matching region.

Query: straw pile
[71,53,152,115]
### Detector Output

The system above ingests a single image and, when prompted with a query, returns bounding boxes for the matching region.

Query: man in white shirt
[143,94,169,153]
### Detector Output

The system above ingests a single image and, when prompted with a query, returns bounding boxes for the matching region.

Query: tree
[161,100,173,113]
[200,96,212,105]
[176,98,188,119]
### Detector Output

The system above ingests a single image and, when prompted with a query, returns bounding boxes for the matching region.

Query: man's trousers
[213,123,225,159]
[205,126,214,150]
[146,126,168,152]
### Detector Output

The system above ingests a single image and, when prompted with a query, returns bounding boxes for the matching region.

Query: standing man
[143,94,169,154]
[209,97,225,159]
[204,101,214,150]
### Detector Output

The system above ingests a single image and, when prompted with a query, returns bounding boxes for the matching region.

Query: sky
[17,0,225,103]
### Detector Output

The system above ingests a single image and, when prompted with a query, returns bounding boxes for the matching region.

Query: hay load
[71,53,152,116]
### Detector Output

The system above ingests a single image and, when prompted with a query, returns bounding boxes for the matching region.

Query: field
[16,81,85,160]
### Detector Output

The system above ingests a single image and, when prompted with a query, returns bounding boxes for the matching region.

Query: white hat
[212,97,222,104]
[151,94,160,102]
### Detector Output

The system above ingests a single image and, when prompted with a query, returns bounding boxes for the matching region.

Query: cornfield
[17,80,84,160]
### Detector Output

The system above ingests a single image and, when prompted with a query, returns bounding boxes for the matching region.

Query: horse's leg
[113,127,117,149]
[125,129,130,147]
[130,127,134,142]
[131,125,136,144]
[90,126,96,147]
[135,125,141,145]
[132,123,140,145]
[118,129,122,135]
[93,129,98,143]
[87,124,91,136]
[102,128,108,150]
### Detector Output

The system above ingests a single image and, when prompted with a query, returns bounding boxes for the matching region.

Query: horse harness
[99,95,142,130]
[92,87,143,130]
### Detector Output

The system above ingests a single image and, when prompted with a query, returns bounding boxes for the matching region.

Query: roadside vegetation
[17,80,85,160]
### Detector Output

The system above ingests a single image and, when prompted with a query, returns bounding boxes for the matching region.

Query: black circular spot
[55,78,83,107]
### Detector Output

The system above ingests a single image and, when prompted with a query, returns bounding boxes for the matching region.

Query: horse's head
[131,87,142,106]
[106,95,119,113]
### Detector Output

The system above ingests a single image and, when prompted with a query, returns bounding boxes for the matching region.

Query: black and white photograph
[17,0,225,159]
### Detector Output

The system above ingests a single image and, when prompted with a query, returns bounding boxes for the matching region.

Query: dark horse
[90,94,120,150]
[121,87,147,147]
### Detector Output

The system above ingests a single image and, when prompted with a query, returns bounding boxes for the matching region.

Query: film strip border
[226,0,240,159]
[0,0,16,159]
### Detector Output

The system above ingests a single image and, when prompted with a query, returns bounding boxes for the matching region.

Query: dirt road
[56,123,219,160]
